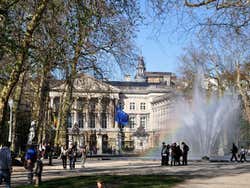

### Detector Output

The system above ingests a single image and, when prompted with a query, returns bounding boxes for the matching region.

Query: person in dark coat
[170,143,177,166]
[0,142,12,188]
[161,142,169,166]
[34,152,43,187]
[182,142,189,165]
[46,143,53,166]
[230,143,238,162]
[175,145,182,165]
[68,143,76,169]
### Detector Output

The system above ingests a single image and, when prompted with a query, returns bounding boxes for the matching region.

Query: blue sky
[136,25,184,74]
[135,0,193,75]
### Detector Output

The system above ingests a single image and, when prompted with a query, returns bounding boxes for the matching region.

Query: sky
[136,25,184,74]
[135,1,192,76]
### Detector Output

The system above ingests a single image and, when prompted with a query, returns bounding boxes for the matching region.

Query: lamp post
[8,99,14,143]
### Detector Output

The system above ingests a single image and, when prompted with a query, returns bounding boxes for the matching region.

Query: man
[34,152,43,187]
[182,142,189,165]
[161,142,167,166]
[25,144,37,184]
[0,142,12,188]
[230,143,238,162]
[68,143,76,170]
[46,143,53,165]
[170,143,177,166]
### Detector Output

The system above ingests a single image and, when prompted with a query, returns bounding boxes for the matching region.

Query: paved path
[8,158,250,187]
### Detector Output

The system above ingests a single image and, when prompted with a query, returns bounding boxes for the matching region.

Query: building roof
[106,81,151,87]
[106,81,172,94]
[145,72,172,77]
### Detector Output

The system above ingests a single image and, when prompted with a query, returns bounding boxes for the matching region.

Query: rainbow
[143,120,183,158]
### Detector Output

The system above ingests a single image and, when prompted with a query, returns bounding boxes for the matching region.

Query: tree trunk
[36,62,51,144]
[0,0,49,128]
[236,63,250,123]
[11,72,26,151]
[54,3,84,147]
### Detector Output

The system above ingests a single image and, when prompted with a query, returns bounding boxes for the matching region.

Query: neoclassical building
[49,57,176,154]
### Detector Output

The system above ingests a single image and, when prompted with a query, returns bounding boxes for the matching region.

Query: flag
[115,105,129,127]
[52,114,58,129]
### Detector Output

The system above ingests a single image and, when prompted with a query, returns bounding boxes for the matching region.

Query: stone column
[85,96,90,128]
[73,97,77,124]
[114,98,119,129]
[97,133,102,154]
[108,99,113,129]
[96,98,101,129]
[50,96,54,109]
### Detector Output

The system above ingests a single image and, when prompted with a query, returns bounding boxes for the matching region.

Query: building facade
[49,57,176,154]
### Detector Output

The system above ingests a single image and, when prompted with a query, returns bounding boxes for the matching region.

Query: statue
[28,121,36,144]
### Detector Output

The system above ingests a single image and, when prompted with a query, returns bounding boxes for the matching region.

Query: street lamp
[8,99,13,143]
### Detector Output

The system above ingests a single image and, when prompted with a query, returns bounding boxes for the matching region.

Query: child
[34,153,43,187]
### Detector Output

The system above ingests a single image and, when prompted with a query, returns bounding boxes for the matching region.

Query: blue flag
[115,105,129,127]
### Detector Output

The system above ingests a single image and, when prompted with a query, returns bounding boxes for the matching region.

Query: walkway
[9,158,250,187]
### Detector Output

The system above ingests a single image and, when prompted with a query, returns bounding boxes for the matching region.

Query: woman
[60,145,68,169]
[81,145,87,168]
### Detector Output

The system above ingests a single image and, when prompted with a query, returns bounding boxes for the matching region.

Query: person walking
[68,143,75,170]
[34,153,43,187]
[46,143,53,166]
[0,142,12,188]
[182,142,189,165]
[230,143,238,162]
[239,146,247,162]
[60,145,68,169]
[25,144,37,184]
[81,145,87,168]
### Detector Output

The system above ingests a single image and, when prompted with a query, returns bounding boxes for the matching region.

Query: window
[89,113,95,128]
[140,102,146,110]
[77,98,84,109]
[67,113,73,128]
[140,116,146,128]
[89,100,96,111]
[53,97,60,111]
[129,116,136,128]
[101,113,107,129]
[130,102,135,110]
[78,112,84,128]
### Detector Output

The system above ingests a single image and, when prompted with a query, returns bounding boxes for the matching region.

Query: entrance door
[102,134,108,153]
[89,134,97,155]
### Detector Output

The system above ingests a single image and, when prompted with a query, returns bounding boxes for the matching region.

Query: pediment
[52,74,120,93]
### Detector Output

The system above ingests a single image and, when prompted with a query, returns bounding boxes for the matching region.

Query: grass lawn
[16,175,184,188]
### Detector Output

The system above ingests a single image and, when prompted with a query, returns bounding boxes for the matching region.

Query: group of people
[230,143,248,162]
[161,142,189,166]
[0,142,43,187]
[60,143,87,169]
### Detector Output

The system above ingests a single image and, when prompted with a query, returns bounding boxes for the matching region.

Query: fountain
[173,70,241,158]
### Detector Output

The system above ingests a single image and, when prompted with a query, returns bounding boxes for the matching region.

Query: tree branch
[185,0,216,7]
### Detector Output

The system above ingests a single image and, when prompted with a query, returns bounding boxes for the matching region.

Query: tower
[135,56,146,82]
